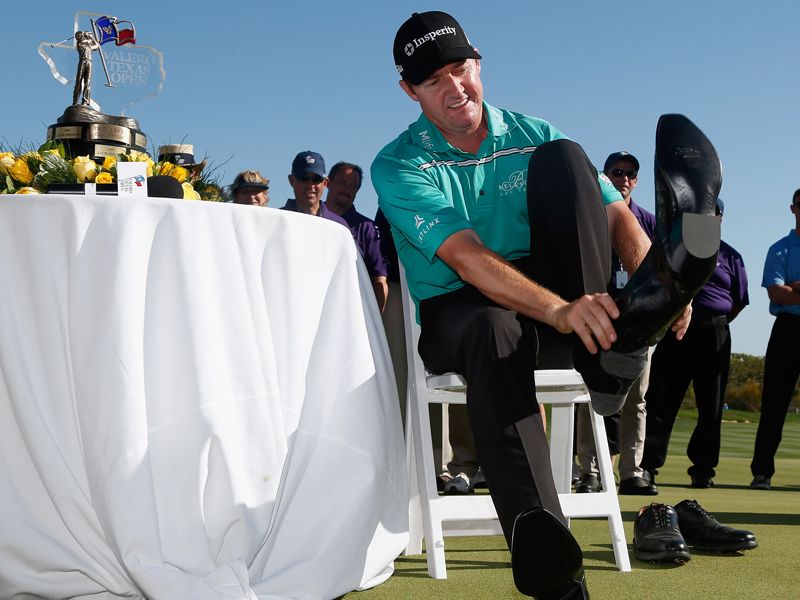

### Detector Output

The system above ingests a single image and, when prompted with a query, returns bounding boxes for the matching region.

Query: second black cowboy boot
[612,114,722,353]
[511,508,589,599]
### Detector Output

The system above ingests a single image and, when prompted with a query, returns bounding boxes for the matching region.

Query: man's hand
[438,229,626,355]
[670,303,693,340]
[550,294,620,354]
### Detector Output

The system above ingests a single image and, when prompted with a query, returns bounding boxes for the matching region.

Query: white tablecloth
[0,194,407,600]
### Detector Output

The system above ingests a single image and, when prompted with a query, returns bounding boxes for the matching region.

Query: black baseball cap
[603,151,640,173]
[393,11,481,86]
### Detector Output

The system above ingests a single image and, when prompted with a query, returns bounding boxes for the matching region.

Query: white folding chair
[400,265,631,579]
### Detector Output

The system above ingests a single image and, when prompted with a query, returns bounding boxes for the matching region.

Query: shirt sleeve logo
[414,214,425,228]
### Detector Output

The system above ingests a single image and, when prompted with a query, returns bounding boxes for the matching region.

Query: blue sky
[2,0,799,356]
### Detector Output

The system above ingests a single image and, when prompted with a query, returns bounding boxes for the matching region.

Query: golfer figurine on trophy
[46,15,149,160]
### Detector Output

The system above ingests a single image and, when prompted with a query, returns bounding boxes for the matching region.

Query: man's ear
[399,79,419,102]
[288,174,294,186]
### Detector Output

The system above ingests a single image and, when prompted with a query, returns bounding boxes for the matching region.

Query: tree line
[681,353,800,412]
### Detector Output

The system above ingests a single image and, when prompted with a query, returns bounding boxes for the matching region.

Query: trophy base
[48,106,148,160]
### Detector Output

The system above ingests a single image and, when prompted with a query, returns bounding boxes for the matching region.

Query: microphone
[146,175,184,199]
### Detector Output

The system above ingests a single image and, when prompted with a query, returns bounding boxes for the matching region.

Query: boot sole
[512,508,584,597]
[610,114,722,352]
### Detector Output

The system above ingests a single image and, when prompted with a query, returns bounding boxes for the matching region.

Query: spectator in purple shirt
[576,152,659,496]
[325,161,389,312]
[641,197,749,489]
[280,151,349,230]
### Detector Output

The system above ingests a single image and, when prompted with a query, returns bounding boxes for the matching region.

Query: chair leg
[410,386,448,578]
[549,403,576,496]
[588,406,632,572]
[406,429,423,556]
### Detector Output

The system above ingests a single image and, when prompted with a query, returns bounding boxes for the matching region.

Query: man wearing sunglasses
[281,150,348,229]
[575,152,659,496]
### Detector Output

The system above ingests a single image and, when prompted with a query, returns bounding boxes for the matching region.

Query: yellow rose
[102,155,118,170]
[72,156,98,183]
[16,187,41,194]
[181,182,201,200]
[169,165,188,183]
[95,171,114,184]
[9,158,34,184]
[158,161,175,176]
[128,151,155,177]
[0,152,15,175]
[128,150,148,161]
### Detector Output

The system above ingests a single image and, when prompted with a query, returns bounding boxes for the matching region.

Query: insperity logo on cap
[403,25,457,57]
[393,11,481,85]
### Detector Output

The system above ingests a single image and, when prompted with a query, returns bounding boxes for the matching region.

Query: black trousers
[418,139,611,545]
[751,313,800,477]
[641,315,730,479]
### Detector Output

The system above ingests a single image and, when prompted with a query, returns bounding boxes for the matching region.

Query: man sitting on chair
[372,11,720,599]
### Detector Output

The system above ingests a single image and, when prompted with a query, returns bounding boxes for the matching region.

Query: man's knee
[533,138,587,165]
[464,307,527,359]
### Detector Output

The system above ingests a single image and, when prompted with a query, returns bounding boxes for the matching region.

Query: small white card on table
[117,162,148,197]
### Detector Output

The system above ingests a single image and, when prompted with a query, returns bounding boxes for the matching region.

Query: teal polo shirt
[371,101,622,312]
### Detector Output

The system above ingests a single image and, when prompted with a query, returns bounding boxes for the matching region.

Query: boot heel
[681,212,720,260]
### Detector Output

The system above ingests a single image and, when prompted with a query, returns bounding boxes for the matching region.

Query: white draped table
[0,194,408,600]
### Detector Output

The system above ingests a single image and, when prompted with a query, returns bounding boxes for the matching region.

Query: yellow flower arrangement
[2,141,224,201]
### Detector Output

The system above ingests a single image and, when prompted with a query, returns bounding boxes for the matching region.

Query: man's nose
[443,74,464,94]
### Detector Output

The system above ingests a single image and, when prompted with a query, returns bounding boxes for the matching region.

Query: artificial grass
[342,410,800,600]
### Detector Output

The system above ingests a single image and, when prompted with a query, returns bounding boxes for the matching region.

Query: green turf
[342,410,800,600]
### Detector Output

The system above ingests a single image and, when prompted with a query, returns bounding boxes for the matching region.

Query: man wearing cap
[371,11,710,599]
[281,151,348,229]
[575,152,658,496]
[325,161,389,312]
[642,198,749,490]
[750,188,800,490]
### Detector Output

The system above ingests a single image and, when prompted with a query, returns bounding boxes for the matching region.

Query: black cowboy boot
[511,508,590,599]
[611,113,721,353]
[575,114,721,416]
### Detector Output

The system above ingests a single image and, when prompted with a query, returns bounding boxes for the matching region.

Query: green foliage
[680,353,799,412]
[32,153,77,190]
